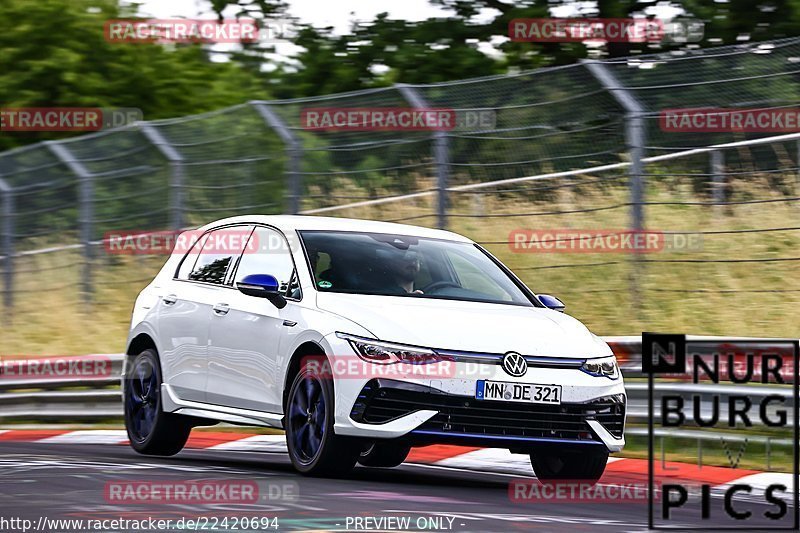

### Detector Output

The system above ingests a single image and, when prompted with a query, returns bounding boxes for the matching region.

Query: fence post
[582,60,647,315]
[0,176,14,310]
[710,149,725,213]
[796,140,799,194]
[46,142,94,303]
[251,102,302,215]
[397,84,449,230]
[141,124,185,230]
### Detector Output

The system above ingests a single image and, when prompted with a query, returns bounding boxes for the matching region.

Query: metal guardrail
[0,390,122,420]
[0,354,124,419]
[0,338,795,447]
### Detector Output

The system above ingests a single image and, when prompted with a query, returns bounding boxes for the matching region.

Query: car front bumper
[323,333,626,452]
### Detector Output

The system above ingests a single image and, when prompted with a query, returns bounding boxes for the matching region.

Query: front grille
[352,379,624,441]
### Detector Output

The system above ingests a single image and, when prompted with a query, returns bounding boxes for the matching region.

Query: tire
[285,357,359,476]
[358,442,410,468]
[529,446,608,484]
[124,349,191,456]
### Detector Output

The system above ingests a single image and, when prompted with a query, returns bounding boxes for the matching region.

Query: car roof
[197,215,474,243]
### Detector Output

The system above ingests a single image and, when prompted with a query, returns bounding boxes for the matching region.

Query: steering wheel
[420,280,461,294]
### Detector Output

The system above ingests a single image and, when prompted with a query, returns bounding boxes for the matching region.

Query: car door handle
[212,303,230,316]
[162,294,178,305]
[282,320,297,327]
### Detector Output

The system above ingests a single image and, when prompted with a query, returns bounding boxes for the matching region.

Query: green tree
[0,0,271,150]
[265,0,800,97]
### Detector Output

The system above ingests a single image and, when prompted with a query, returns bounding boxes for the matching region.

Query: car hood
[316,292,612,358]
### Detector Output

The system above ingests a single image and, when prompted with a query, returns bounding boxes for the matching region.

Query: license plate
[476,380,562,405]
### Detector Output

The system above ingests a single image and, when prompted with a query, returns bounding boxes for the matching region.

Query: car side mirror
[236,274,287,309]
[538,294,565,312]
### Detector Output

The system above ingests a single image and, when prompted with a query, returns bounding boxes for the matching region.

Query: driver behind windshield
[377,247,423,294]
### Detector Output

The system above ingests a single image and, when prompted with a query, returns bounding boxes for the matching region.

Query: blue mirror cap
[238,273,279,293]
[538,294,565,309]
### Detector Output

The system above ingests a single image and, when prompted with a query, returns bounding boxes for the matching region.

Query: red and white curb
[0,429,788,491]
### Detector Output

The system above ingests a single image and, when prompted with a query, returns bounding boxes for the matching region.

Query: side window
[187,226,252,285]
[176,233,207,280]
[234,227,298,297]
[313,252,331,279]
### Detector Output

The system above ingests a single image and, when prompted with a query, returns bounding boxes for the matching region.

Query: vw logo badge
[501,351,527,377]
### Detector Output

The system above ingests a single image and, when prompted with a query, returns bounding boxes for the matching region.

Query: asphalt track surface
[0,441,792,532]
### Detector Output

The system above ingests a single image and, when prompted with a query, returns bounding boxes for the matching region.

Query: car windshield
[299,230,534,306]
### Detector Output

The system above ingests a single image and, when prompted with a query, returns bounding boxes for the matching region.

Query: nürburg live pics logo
[643,332,799,530]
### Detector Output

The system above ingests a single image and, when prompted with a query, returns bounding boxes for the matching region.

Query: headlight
[336,332,448,365]
[581,356,620,379]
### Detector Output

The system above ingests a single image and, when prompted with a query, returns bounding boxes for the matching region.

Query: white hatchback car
[123,215,625,478]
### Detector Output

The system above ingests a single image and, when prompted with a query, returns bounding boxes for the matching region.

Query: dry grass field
[3,176,798,356]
